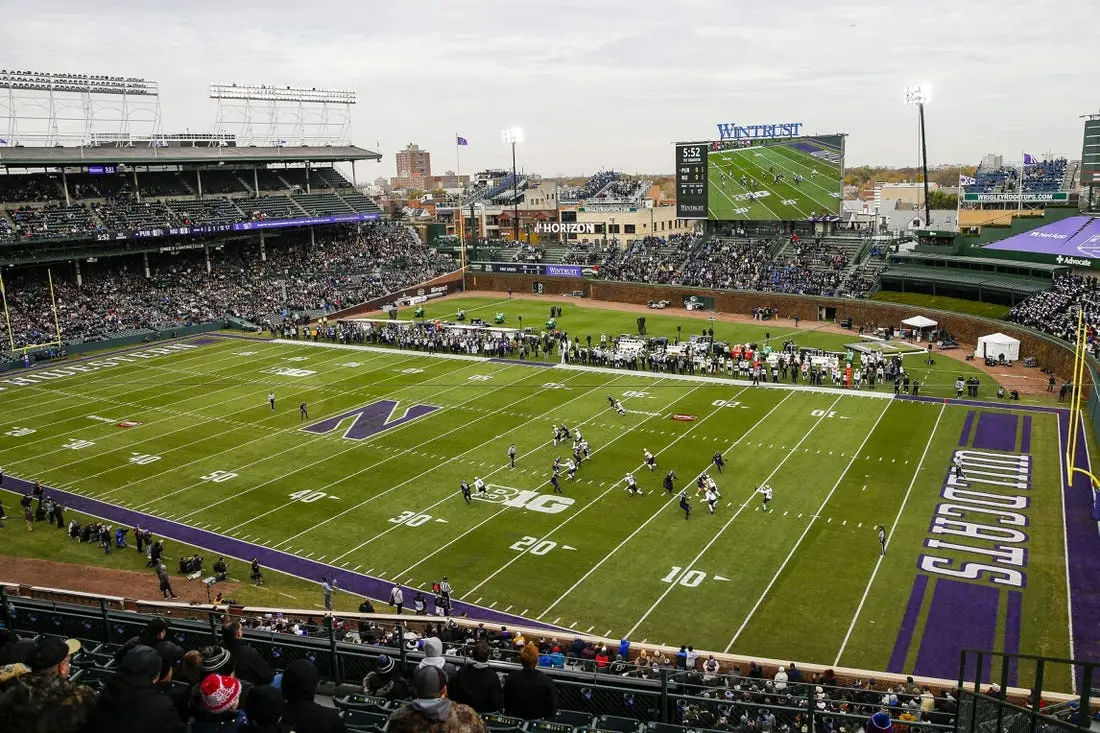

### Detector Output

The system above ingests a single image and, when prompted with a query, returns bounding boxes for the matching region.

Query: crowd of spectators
[1008,271,1100,354]
[592,234,871,297]
[0,224,457,354]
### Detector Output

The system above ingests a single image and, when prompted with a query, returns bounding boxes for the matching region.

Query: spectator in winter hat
[417,637,457,681]
[363,654,411,701]
[87,645,185,733]
[201,673,242,716]
[241,684,287,733]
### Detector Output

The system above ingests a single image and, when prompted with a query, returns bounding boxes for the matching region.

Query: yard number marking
[811,409,838,418]
[388,511,433,527]
[289,490,327,503]
[510,536,557,556]
[5,427,35,437]
[662,566,708,588]
[201,470,238,483]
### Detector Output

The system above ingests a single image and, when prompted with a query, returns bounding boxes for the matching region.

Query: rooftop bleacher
[962,157,1069,195]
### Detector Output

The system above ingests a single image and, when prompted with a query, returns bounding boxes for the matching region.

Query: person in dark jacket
[449,640,501,713]
[502,643,557,720]
[88,644,185,733]
[221,619,274,686]
[362,654,411,701]
[281,658,346,733]
[114,618,169,663]
[241,684,291,733]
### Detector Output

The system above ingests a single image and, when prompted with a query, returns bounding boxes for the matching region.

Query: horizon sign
[716,122,804,141]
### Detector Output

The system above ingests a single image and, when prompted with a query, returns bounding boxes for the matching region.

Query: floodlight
[501,127,525,144]
[904,84,932,106]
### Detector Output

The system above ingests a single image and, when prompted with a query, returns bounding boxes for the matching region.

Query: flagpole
[956,175,962,232]
[1018,152,1024,213]
[457,134,466,293]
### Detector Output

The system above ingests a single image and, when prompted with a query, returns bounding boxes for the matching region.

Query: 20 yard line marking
[723,399,893,653]
[622,394,845,637]
[833,402,944,666]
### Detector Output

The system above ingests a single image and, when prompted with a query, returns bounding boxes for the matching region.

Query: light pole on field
[501,127,524,242]
[904,84,932,228]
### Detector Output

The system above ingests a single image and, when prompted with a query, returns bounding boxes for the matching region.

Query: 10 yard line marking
[540,390,793,618]
[623,394,845,638]
[833,402,944,666]
[723,399,893,653]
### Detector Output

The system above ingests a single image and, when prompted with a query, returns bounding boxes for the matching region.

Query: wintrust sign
[716,122,804,141]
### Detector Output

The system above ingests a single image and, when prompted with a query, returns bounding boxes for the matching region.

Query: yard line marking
[587,625,595,633]
[834,402,944,666]
[724,399,892,652]
[355,565,363,572]
[12,345,371,476]
[622,394,845,638]
[605,630,613,637]
[87,349,424,501]
[553,618,561,625]
[540,390,795,618]
[489,601,497,609]
[317,555,326,561]
[337,375,646,568]
[521,609,528,616]
[570,622,578,629]
[474,597,483,604]
[504,605,512,613]
[185,359,546,527]
[460,383,753,599]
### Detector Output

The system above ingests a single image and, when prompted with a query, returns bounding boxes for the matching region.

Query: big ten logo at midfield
[919,449,1032,588]
[301,400,440,441]
[474,485,574,514]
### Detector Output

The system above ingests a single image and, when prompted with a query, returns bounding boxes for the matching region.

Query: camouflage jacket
[0,670,98,733]
[386,698,487,733]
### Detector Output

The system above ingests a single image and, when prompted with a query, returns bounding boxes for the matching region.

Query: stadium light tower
[502,126,524,242]
[904,84,932,228]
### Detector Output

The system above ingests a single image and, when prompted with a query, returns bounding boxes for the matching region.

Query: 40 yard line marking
[724,399,893,652]
[833,402,944,666]
[622,393,846,638]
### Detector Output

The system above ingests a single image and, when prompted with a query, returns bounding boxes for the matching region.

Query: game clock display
[675,144,708,219]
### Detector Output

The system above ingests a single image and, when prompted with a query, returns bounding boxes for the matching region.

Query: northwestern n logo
[302,400,440,440]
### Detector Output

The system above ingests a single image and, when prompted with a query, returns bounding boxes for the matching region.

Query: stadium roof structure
[0,144,380,169]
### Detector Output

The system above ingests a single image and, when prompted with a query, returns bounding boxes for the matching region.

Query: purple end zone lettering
[1005,590,1022,687]
[302,400,439,440]
[1021,416,1031,454]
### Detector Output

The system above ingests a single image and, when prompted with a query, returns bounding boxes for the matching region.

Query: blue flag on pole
[1023,153,1036,165]
[0,138,7,145]
[456,136,468,146]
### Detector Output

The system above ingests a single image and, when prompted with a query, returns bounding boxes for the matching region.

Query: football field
[707,141,843,220]
[0,316,1092,689]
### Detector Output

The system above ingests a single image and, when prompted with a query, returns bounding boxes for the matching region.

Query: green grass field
[870,291,1011,320]
[0,296,1077,687]
[707,140,842,221]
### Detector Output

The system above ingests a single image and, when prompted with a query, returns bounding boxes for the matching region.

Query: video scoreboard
[1082,118,1100,185]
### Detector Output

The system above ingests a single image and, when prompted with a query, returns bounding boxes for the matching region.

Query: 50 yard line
[723,399,893,652]
[832,401,944,666]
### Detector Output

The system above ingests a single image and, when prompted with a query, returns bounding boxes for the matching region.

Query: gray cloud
[3,0,1097,177]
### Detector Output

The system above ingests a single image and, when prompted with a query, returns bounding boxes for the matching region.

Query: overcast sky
[4,0,1098,178]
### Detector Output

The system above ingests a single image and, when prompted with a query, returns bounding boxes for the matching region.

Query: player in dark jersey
[299,402,308,420]
[663,470,677,494]
[460,480,472,504]
[679,490,691,519]
[550,468,562,494]
[712,451,725,473]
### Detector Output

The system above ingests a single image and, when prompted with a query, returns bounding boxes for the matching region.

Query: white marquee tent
[975,332,1020,362]
[901,315,938,329]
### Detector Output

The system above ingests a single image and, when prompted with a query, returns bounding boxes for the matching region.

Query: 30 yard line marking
[623,394,846,638]
[321,372,633,564]
[833,402,944,666]
[394,379,681,578]
[724,399,893,652]
[540,390,794,618]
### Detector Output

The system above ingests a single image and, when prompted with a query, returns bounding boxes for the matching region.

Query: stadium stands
[963,158,1068,195]
[0,224,457,356]
[7,203,97,240]
[1008,271,1100,349]
[0,587,966,733]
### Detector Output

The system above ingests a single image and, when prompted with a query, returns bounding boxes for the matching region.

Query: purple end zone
[887,574,928,673]
[187,337,220,346]
[487,358,555,368]
[972,412,1019,451]
[1005,591,1022,687]
[959,411,976,447]
[1021,416,1031,454]
[913,578,999,679]
[893,394,1067,415]
[1060,414,1100,668]
[0,476,560,631]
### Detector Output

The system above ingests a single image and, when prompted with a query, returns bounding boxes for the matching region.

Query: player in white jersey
[877,525,887,555]
[565,459,578,480]
[951,454,966,479]
[580,439,590,459]
[705,475,719,493]
[705,488,719,514]
[615,400,626,416]
[757,485,773,512]
[574,428,582,443]
[553,425,562,446]
[624,473,642,496]
[644,449,657,471]
[473,477,486,495]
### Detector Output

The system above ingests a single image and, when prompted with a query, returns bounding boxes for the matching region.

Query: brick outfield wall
[326,270,466,321]
[467,273,1087,386]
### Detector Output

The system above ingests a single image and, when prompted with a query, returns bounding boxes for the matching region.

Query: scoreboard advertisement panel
[676,134,845,221]
[1081,119,1100,186]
